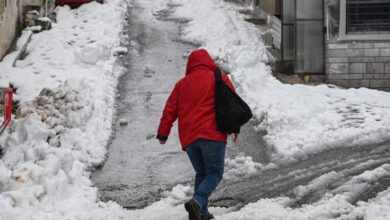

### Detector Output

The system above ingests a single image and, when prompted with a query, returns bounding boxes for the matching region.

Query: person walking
[157,49,238,220]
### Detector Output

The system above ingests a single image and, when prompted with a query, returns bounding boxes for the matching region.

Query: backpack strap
[214,69,222,82]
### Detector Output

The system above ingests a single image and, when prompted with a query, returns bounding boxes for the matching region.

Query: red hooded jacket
[157,49,235,150]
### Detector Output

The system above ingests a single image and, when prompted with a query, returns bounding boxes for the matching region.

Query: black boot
[201,213,214,220]
[184,199,202,220]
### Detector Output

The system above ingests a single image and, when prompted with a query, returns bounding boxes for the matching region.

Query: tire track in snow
[211,141,390,209]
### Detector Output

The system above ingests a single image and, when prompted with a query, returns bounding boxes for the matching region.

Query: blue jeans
[186,139,226,214]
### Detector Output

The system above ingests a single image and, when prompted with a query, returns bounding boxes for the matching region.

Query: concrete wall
[325,41,390,91]
[0,0,20,60]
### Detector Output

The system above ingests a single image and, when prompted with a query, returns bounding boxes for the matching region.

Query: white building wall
[0,0,20,60]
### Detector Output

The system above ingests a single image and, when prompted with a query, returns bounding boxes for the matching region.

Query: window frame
[339,0,390,40]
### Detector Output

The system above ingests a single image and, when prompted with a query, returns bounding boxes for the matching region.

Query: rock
[37,17,52,30]
[146,134,155,140]
[24,10,40,27]
[29,26,42,33]
[118,118,128,126]
[112,47,128,56]
[37,97,46,106]
[64,93,76,103]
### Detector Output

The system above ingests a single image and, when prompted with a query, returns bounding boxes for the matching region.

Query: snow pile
[75,44,111,65]
[0,0,129,219]
[166,0,390,219]
[364,188,390,220]
[0,161,11,188]
[0,0,390,219]
[224,155,275,181]
[121,184,232,220]
[0,30,33,66]
[171,0,390,161]
[217,164,390,220]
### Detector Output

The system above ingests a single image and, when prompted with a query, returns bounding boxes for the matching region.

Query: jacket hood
[185,49,218,75]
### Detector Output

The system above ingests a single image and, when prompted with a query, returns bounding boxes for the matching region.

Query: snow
[218,164,390,220]
[224,155,275,181]
[0,0,390,219]
[168,0,390,219]
[364,188,390,220]
[28,26,43,32]
[118,118,128,126]
[38,17,51,22]
[0,30,33,67]
[171,0,390,162]
[0,0,129,219]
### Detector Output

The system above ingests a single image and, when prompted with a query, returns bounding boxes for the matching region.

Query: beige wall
[23,0,43,7]
[0,0,20,60]
[0,0,44,60]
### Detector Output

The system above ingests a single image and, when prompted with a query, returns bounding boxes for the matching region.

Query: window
[339,0,390,40]
[347,0,390,34]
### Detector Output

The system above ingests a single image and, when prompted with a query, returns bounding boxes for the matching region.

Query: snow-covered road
[213,140,390,208]
[2,0,390,219]
[91,0,196,209]
[92,0,390,217]
[91,0,390,218]
[91,0,274,209]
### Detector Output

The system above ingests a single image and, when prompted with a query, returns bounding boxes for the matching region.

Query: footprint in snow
[145,92,152,103]
[146,134,155,140]
[144,67,155,78]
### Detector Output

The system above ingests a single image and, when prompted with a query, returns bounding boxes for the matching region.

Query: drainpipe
[45,0,48,17]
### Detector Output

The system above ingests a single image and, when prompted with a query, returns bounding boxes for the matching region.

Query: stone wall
[0,0,20,60]
[325,41,390,91]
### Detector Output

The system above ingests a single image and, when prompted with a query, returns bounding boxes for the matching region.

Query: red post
[0,88,13,134]
[3,88,13,128]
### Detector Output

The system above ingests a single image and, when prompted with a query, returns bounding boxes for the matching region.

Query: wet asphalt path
[92,0,197,209]
[92,0,390,213]
[91,0,266,209]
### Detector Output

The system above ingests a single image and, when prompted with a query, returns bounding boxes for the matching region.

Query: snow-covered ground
[167,0,390,219]
[171,0,390,163]
[0,1,128,219]
[1,0,390,219]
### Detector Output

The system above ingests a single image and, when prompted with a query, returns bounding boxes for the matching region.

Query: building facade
[0,0,22,60]
[254,0,390,91]
[326,0,390,90]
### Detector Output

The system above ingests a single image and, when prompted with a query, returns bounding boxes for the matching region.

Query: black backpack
[214,69,252,134]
